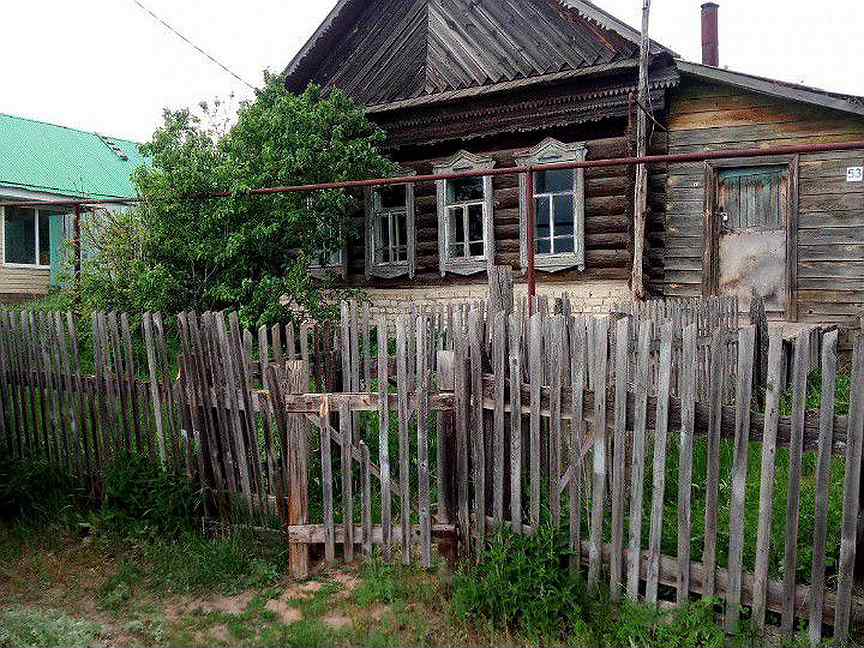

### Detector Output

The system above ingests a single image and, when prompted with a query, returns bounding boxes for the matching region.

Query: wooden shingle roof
[284,0,672,107]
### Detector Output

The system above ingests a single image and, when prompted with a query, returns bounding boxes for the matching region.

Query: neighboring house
[283,0,864,325]
[0,114,144,302]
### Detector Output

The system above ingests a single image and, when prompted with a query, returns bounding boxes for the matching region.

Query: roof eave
[677,60,864,119]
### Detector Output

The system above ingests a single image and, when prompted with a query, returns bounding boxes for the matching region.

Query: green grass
[0,607,102,648]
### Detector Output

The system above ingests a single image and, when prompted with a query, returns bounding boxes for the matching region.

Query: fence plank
[492,312,506,525]
[361,441,373,557]
[702,325,726,599]
[469,307,486,553]
[781,328,812,634]
[835,333,864,645]
[416,314,432,568]
[646,322,675,604]
[396,315,412,564]
[143,314,166,465]
[626,320,653,600]
[509,352,522,534]
[808,330,838,645]
[610,317,629,600]
[588,317,609,589]
[120,313,143,451]
[752,328,785,627]
[677,323,698,605]
[725,325,756,634]
[377,315,392,560]
[528,313,542,533]
[550,317,564,528]
[319,407,335,563]
[454,309,470,548]
[569,317,586,569]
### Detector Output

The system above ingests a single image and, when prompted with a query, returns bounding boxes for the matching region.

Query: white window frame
[516,138,587,273]
[434,151,495,277]
[1,205,53,270]
[364,173,416,280]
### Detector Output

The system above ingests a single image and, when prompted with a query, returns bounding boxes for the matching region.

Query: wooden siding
[342,121,666,290]
[664,80,864,323]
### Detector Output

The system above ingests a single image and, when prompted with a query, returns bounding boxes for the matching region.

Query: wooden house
[283,0,864,326]
[0,114,144,303]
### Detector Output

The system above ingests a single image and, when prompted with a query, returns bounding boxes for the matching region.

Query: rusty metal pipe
[2,140,864,209]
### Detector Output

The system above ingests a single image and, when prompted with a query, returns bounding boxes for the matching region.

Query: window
[364,178,415,279]
[3,206,54,267]
[516,139,587,273]
[434,151,495,277]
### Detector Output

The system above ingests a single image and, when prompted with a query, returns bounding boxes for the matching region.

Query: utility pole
[630,0,651,300]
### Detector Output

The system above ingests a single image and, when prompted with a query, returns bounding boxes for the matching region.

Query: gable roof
[677,61,864,119]
[0,113,145,199]
[283,0,673,107]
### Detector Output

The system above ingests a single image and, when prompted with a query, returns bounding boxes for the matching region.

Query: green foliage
[79,76,394,327]
[89,451,200,538]
[453,527,727,647]
[0,606,102,648]
[0,456,77,523]
[452,526,586,640]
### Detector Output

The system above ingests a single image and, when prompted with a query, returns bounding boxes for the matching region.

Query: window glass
[447,177,484,204]
[535,197,551,240]
[38,212,51,266]
[553,194,574,233]
[535,169,574,194]
[468,205,484,257]
[554,236,575,254]
[378,185,406,210]
[5,207,36,265]
[448,207,465,245]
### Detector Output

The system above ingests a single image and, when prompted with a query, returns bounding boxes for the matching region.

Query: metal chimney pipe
[701,2,719,67]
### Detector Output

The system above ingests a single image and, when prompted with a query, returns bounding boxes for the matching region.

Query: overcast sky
[2,0,863,143]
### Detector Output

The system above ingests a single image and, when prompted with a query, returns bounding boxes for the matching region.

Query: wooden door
[716,166,789,314]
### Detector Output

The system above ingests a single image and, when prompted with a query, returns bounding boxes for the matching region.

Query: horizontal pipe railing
[2,139,864,209]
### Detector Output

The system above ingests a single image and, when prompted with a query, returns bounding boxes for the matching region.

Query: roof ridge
[0,112,143,147]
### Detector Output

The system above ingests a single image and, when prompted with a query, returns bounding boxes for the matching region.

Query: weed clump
[452,526,727,647]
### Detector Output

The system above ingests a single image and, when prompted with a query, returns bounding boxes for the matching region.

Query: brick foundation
[362,280,631,318]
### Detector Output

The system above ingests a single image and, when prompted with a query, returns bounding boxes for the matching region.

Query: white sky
[1,0,862,143]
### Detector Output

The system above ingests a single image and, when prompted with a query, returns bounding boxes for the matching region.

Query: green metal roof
[0,113,145,199]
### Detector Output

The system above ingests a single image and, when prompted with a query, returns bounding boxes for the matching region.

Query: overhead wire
[130,0,257,91]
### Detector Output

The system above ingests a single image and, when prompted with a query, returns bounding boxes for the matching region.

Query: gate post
[286,359,310,578]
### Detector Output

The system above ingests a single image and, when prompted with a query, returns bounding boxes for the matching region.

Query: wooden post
[286,360,310,578]
[630,0,651,300]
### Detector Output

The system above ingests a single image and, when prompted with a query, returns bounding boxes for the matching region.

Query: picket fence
[0,293,862,645]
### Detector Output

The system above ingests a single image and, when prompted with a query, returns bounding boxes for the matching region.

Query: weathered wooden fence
[1,298,863,644]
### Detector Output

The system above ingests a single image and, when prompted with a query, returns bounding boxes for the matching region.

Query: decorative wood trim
[363,172,417,280]
[515,138,587,274]
[701,155,800,321]
[434,151,496,278]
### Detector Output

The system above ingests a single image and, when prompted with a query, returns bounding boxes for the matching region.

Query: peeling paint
[719,229,786,312]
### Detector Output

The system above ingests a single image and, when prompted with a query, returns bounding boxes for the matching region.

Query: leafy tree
[80,75,395,326]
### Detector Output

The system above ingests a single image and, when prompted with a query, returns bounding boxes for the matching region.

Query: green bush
[453,526,727,646]
[452,526,586,640]
[92,451,200,537]
[0,456,77,523]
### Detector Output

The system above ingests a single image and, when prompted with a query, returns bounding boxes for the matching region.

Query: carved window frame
[516,138,587,274]
[434,151,495,277]
[364,171,416,280]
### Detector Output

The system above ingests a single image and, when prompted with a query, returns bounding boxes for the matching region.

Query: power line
[131,0,257,91]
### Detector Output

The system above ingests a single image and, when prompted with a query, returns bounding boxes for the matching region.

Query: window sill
[532,254,585,274]
[309,265,346,280]
[369,262,410,280]
[2,263,51,271]
[441,257,488,277]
